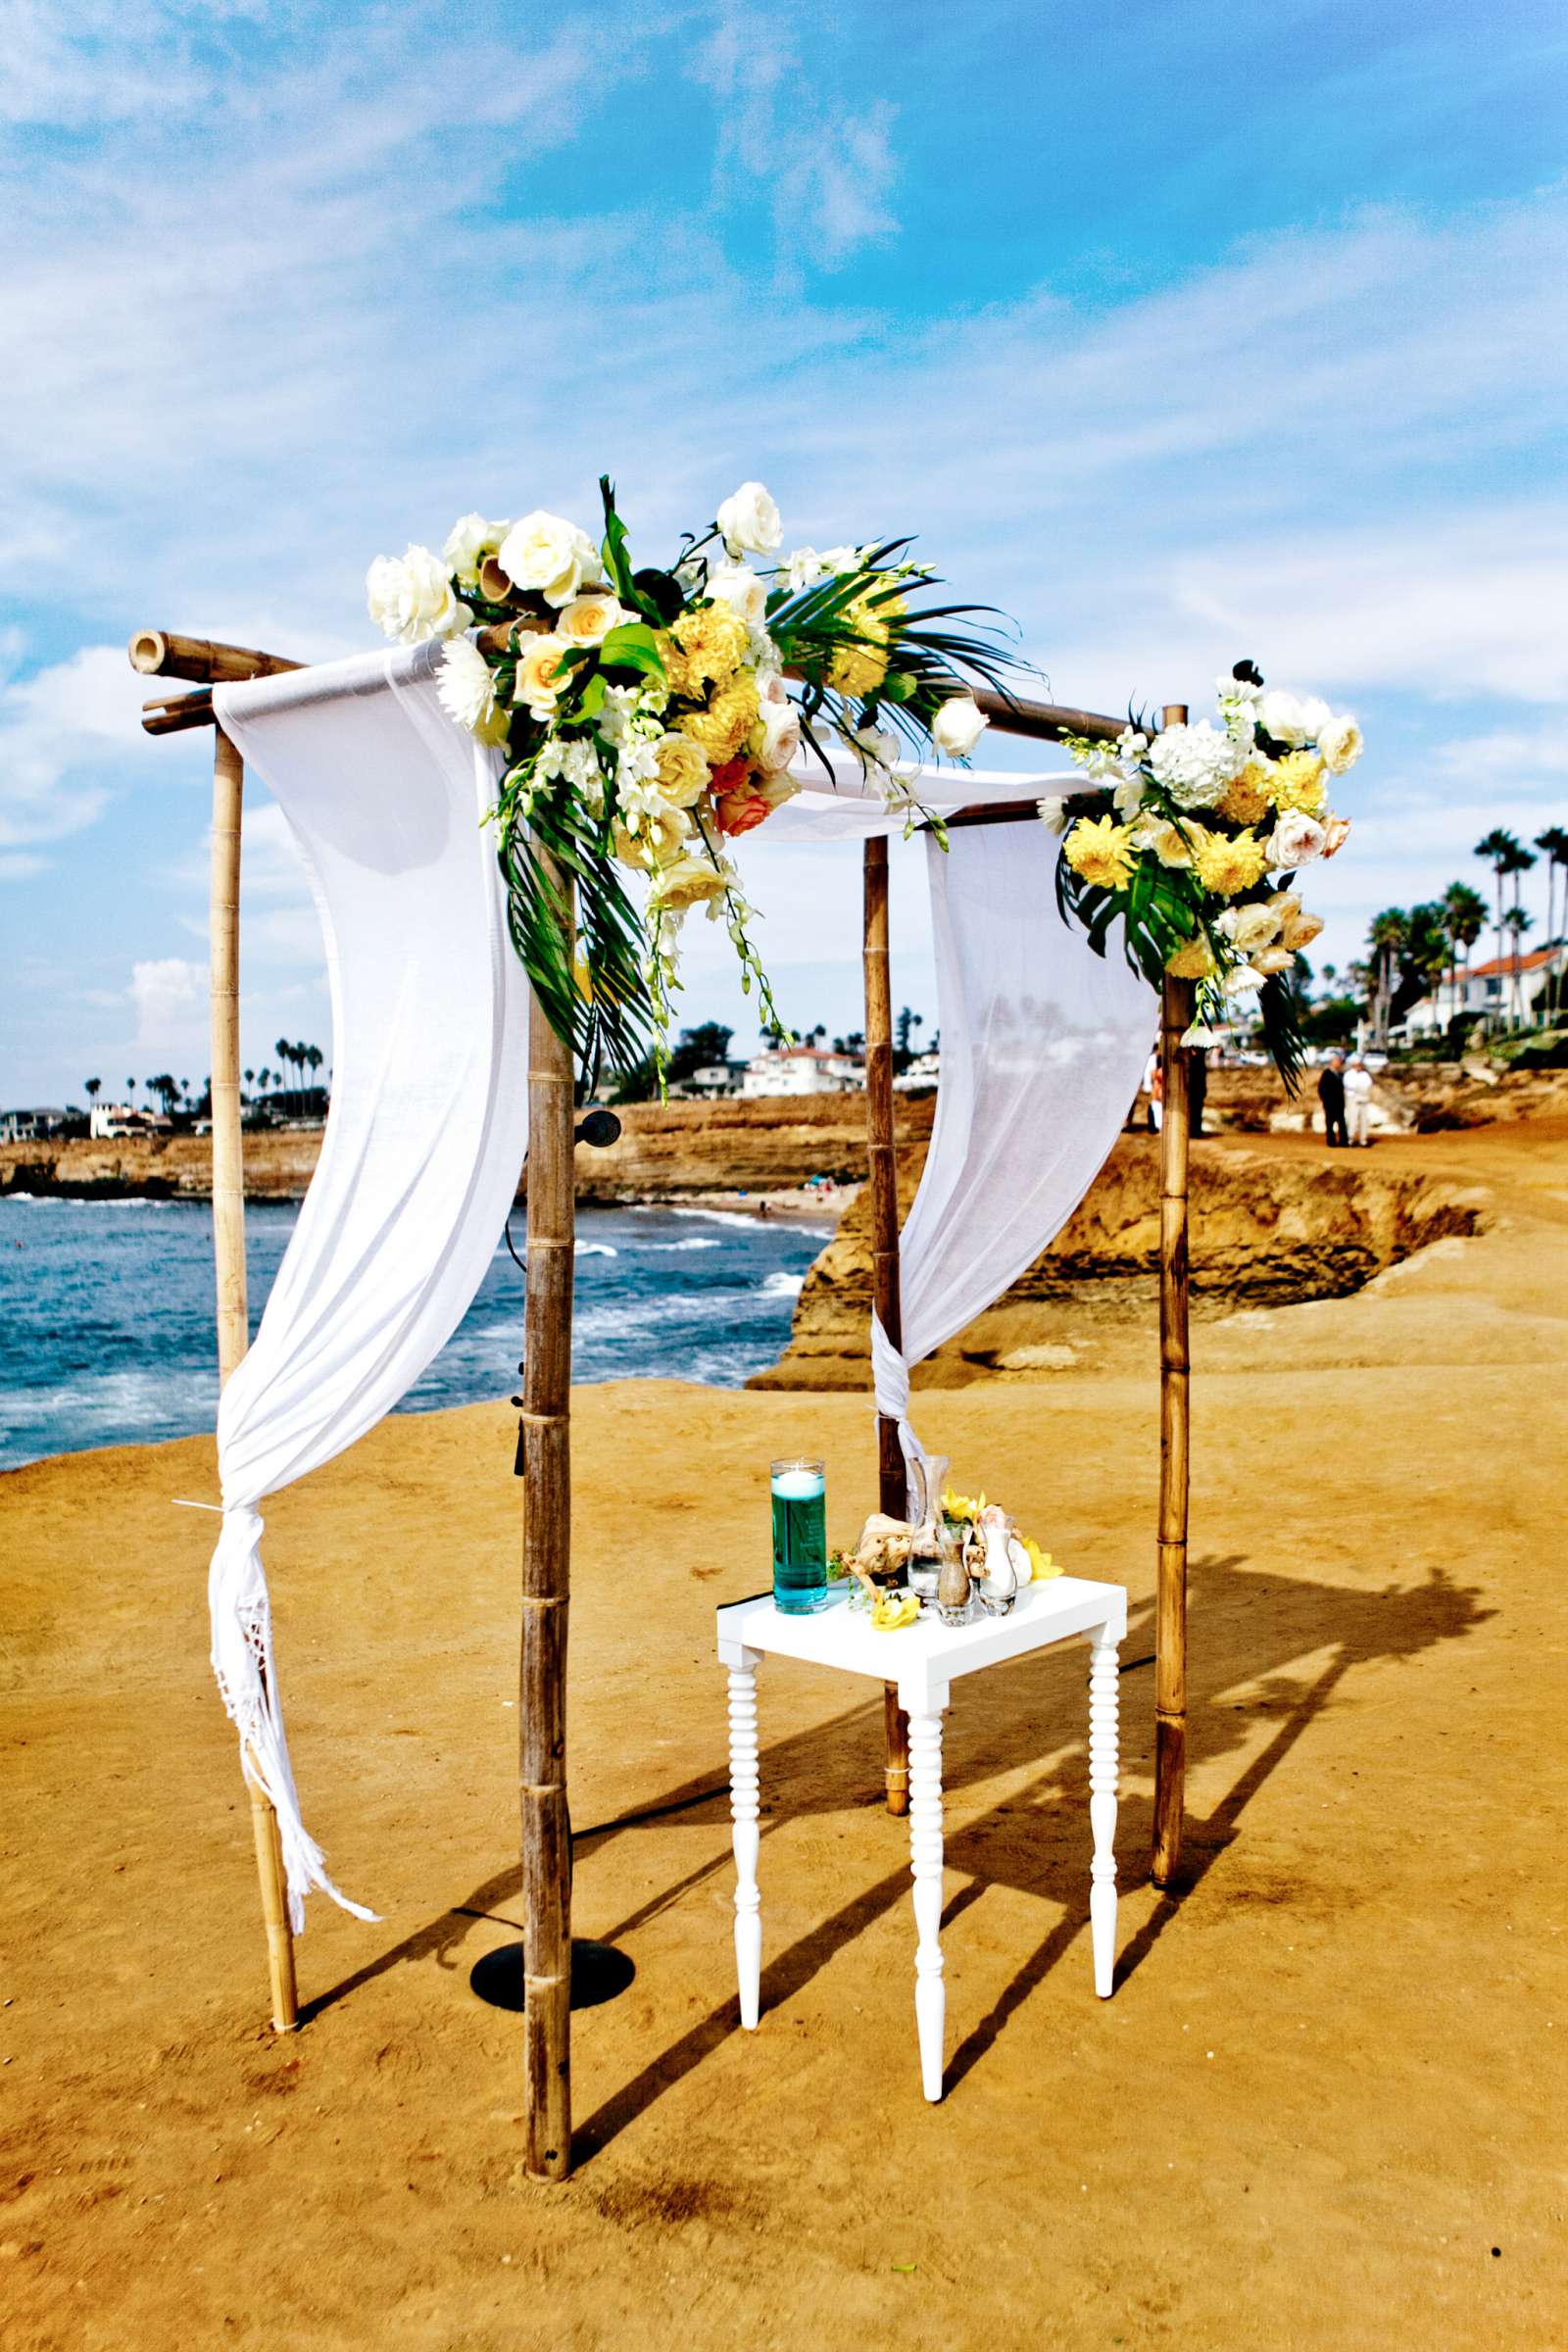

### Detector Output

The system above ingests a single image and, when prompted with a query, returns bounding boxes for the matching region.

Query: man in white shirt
[1345,1055,1375,1147]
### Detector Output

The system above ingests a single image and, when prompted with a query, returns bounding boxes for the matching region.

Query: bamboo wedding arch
[131,625,1199,2180]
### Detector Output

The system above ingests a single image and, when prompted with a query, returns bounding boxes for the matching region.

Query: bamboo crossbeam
[1152,701,1194,1889]
[129,630,304,683]
[861,839,910,1817]
[519,858,576,2181]
[143,686,218,736]
[210,723,299,2032]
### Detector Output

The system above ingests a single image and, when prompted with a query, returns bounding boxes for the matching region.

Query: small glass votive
[771,1457,827,1614]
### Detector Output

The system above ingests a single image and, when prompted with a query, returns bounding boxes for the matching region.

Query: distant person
[1189,1047,1207,1138]
[1345,1055,1375,1147]
[1318,1052,1348,1150]
[1144,1050,1163,1133]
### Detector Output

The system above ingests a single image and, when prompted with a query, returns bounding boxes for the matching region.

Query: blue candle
[771,1459,827,1613]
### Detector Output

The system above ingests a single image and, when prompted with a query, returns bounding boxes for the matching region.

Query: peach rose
[713,786,773,837]
[1321,813,1352,858]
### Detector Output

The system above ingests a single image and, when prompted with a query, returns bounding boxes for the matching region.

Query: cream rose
[932,695,988,759]
[758,697,802,774]
[558,590,625,648]
[612,807,689,869]
[442,513,510,590]
[715,481,782,559]
[1321,813,1352,858]
[1219,900,1285,955]
[1252,945,1297,976]
[496,510,599,607]
[652,733,710,808]
[707,563,768,627]
[649,854,730,913]
[1318,714,1363,774]
[1267,810,1328,868]
[1279,905,1325,952]
[514,632,573,718]
[366,545,470,644]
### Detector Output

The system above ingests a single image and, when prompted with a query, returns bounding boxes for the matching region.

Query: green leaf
[599,621,666,677]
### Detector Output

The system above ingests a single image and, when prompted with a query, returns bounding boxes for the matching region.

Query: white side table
[716,1575,1126,2103]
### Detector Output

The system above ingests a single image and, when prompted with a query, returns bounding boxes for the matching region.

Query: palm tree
[125,1077,137,1102]
[84,1077,101,1102]
[1499,843,1537,1025]
[1536,826,1568,1019]
[1475,828,1519,1026]
[1441,882,1486,1028]
[304,1044,324,1110]
[1503,906,1534,1026]
[1366,908,1409,1047]
[274,1037,295,1114]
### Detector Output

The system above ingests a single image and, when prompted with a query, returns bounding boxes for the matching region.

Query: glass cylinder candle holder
[771,1457,827,1614]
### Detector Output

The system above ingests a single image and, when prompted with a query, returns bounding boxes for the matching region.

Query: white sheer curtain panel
[209,643,527,1929]
[869,820,1156,1497]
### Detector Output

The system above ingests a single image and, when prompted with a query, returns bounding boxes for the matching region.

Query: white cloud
[129,954,207,1050]
[0,643,162,860]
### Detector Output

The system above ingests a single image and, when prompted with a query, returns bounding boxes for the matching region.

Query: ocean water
[0,1197,825,1473]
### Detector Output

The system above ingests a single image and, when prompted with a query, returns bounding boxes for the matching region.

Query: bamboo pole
[211,724,299,2032]
[1152,699,1194,1889]
[862,838,909,1818]
[129,630,303,683]
[518,859,575,2181]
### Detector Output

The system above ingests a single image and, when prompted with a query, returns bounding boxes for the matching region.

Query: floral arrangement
[367,480,1018,1079]
[1041,662,1361,1082]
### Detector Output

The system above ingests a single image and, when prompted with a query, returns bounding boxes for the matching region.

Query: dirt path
[3,1127,1566,2349]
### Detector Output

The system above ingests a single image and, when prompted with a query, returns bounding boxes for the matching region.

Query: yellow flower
[1217,759,1273,826]
[662,602,750,699]
[825,588,903,698]
[1268,749,1328,815]
[648,854,729,914]
[870,1590,920,1632]
[1064,814,1137,891]
[1165,935,1217,979]
[1194,827,1267,897]
[612,807,689,869]
[1136,814,1204,868]
[653,732,710,808]
[678,674,760,762]
[942,1487,986,1521]
[514,631,573,719]
[557,590,625,648]
[1020,1536,1060,1583]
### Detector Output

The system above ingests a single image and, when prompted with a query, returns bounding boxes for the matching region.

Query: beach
[3,1111,1566,2349]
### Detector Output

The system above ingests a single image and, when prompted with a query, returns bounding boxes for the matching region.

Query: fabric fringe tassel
[208,1505,378,1934]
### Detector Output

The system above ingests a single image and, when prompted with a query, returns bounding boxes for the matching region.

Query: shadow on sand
[302,1552,1492,2148]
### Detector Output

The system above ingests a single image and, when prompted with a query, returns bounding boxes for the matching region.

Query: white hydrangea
[1148,719,1246,809]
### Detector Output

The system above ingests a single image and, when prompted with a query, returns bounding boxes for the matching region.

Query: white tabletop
[717,1575,1127,1713]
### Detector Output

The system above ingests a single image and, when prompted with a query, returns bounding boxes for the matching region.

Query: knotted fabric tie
[870,1309,929,1519]
[208,1503,376,1933]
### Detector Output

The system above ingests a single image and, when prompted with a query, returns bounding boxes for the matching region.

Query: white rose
[496,510,599,607]
[931,695,988,758]
[759,698,802,774]
[1297,696,1333,742]
[1112,771,1148,819]
[715,481,782,559]
[1267,810,1328,868]
[708,563,768,627]
[1318,713,1363,774]
[756,666,790,707]
[1256,689,1308,748]
[442,513,510,591]
[436,635,510,745]
[366,546,470,645]
[1217,900,1283,955]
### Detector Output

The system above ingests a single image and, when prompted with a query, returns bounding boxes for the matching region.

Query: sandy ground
[3,1122,1567,2350]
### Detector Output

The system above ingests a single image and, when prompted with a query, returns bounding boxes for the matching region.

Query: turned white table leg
[906,1705,946,2101]
[728,1660,761,2030]
[1088,1625,1120,1997]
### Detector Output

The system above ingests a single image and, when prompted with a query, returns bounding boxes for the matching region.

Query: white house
[1403,942,1566,1038]
[88,1102,171,1139]
[893,1049,941,1093]
[741,1046,865,1099]
[1,1106,68,1141]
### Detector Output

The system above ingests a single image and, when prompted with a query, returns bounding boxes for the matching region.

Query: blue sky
[2,0,1565,1102]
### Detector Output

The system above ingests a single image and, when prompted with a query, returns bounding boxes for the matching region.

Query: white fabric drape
[209,644,527,1928]
[869,821,1156,1500]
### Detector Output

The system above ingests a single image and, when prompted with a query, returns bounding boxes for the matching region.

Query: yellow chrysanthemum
[825,588,904,699]
[1194,827,1268,897]
[942,1488,986,1521]
[1218,759,1273,826]
[1268,749,1328,815]
[677,674,760,762]
[1064,814,1137,891]
[661,602,750,699]
[1165,935,1217,979]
